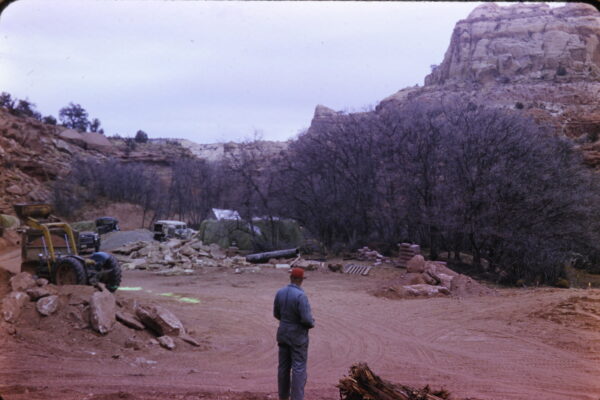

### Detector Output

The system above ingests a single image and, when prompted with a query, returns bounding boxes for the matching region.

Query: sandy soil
[1,260,600,400]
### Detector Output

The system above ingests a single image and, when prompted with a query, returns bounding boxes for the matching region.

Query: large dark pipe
[245,248,299,264]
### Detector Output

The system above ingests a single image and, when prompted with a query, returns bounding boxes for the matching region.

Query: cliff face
[175,139,289,163]
[425,3,600,86]
[308,3,600,164]
[0,110,194,215]
[0,108,288,215]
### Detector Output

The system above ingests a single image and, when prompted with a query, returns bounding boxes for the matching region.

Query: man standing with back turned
[274,267,315,400]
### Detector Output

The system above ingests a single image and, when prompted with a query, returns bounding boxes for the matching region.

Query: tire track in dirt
[3,269,600,400]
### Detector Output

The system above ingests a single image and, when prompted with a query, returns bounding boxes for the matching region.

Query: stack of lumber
[338,363,451,400]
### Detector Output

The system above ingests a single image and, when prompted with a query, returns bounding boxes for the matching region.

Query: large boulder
[403,284,450,297]
[9,272,37,292]
[406,255,426,273]
[26,286,56,301]
[135,304,185,336]
[2,291,29,323]
[36,295,59,316]
[116,311,145,330]
[89,290,116,335]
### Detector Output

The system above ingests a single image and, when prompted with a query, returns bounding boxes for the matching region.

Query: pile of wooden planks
[338,363,452,400]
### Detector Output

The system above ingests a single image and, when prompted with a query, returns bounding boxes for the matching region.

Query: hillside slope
[0,110,194,215]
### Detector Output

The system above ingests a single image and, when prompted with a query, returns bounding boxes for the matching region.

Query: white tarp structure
[210,208,241,221]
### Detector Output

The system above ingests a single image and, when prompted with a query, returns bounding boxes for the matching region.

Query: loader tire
[101,254,122,293]
[54,257,87,286]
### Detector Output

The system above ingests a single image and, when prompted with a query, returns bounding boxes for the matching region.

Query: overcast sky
[0,1,491,143]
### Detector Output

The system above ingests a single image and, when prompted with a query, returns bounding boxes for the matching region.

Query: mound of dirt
[372,260,496,299]
[0,273,207,358]
[450,274,497,298]
[531,294,600,331]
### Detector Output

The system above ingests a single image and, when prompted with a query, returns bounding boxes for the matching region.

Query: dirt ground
[1,246,600,400]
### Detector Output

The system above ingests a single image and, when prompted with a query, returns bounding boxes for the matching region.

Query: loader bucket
[14,203,53,220]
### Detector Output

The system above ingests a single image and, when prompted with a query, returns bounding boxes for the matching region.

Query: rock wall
[424,3,600,86]
[173,138,290,163]
[0,110,193,215]
[308,3,600,164]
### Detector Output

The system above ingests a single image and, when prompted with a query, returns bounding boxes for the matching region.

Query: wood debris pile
[338,363,455,400]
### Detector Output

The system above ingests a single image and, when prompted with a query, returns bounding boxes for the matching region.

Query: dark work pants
[277,341,308,400]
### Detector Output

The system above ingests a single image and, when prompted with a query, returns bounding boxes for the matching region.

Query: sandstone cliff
[172,139,289,163]
[0,107,287,216]
[0,110,194,215]
[310,2,600,164]
[425,2,600,86]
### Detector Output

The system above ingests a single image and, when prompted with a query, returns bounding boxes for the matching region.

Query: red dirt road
[1,266,600,400]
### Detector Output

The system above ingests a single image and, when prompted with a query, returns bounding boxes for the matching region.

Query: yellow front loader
[14,203,121,291]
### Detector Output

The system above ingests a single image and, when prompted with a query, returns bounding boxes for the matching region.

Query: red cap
[290,267,304,279]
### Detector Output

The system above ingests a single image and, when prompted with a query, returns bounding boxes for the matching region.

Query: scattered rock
[112,237,248,274]
[66,306,90,329]
[124,337,144,350]
[406,272,426,285]
[36,295,59,316]
[26,286,54,301]
[135,304,185,336]
[357,246,389,263]
[36,278,49,287]
[116,311,145,330]
[2,291,29,323]
[179,332,202,347]
[165,239,183,249]
[9,272,36,292]
[154,267,195,276]
[158,335,176,350]
[403,284,451,297]
[328,263,343,272]
[89,290,116,335]
[133,357,157,367]
[422,271,439,286]
[294,259,321,270]
[210,246,226,260]
[406,255,426,273]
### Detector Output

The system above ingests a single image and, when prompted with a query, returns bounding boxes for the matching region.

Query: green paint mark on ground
[118,288,200,304]
[159,292,201,304]
[178,297,201,304]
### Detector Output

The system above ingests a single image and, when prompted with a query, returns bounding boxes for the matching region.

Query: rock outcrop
[425,3,600,86]
[0,109,195,215]
[309,3,600,165]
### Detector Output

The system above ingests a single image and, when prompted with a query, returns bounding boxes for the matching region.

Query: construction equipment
[153,220,195,241]
[95,216,119,235]
[14,203,122,292]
